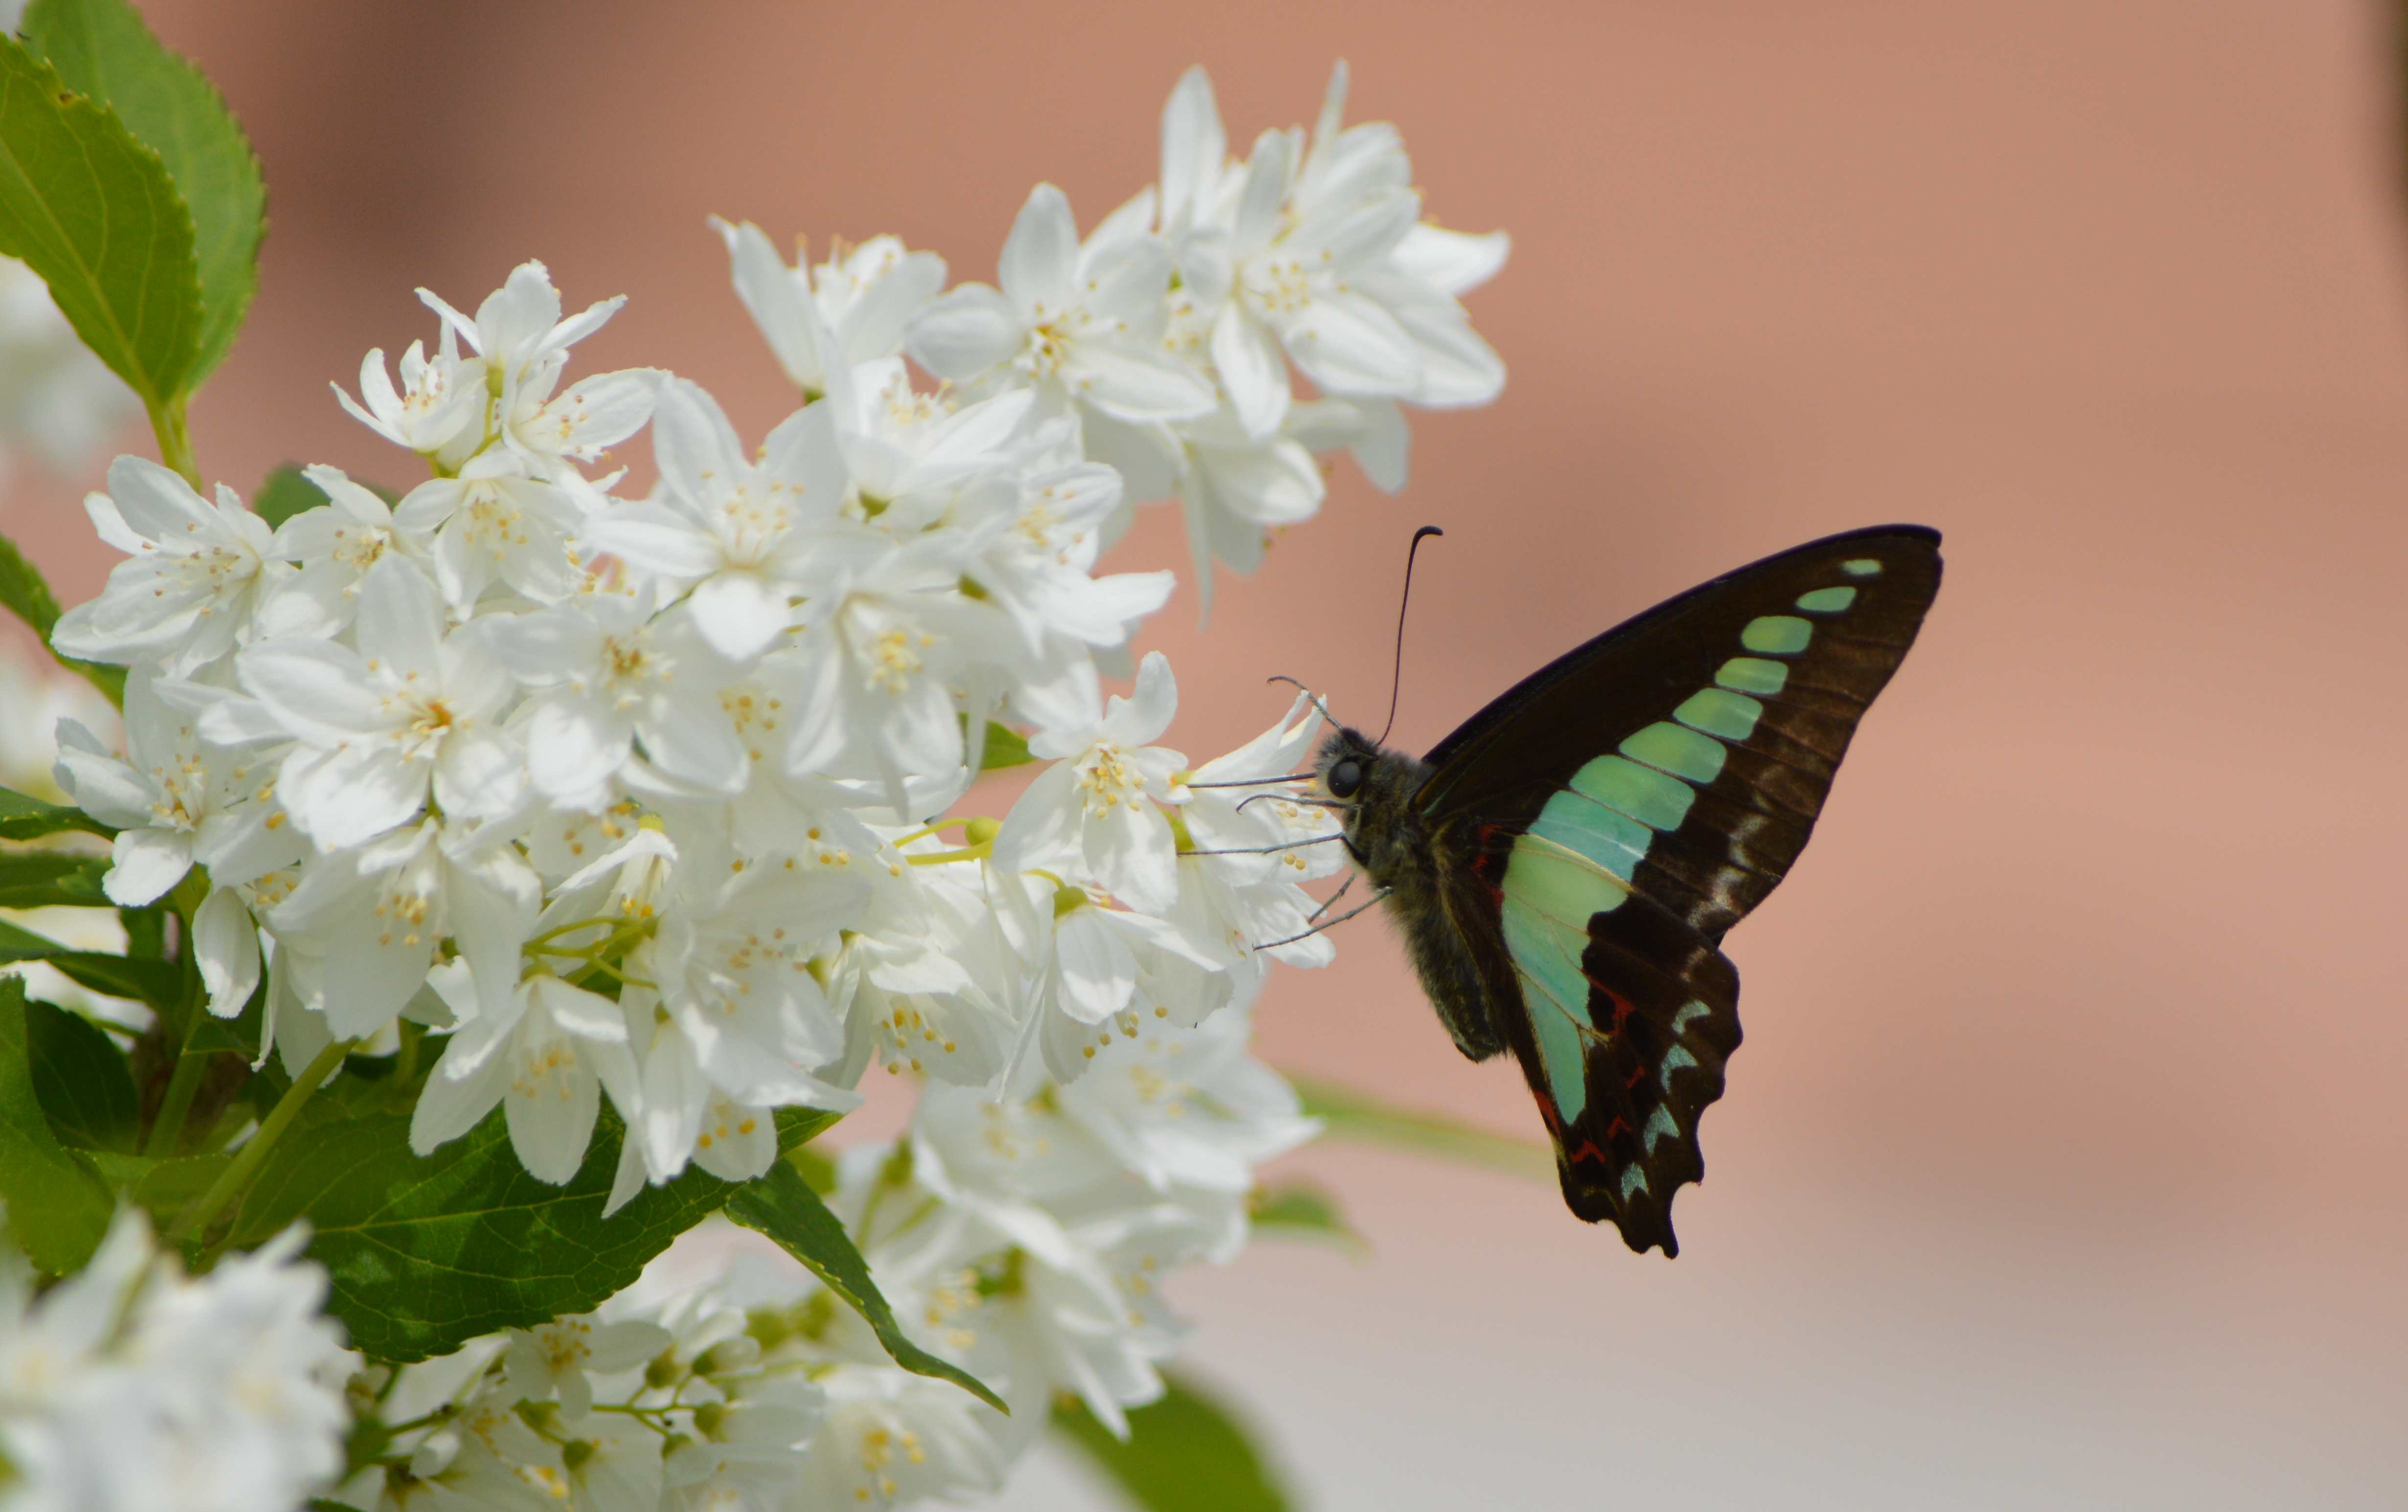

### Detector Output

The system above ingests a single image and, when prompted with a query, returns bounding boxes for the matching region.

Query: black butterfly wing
[1419,525,1942,1254]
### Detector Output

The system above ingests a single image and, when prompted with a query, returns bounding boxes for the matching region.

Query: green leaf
[0,781,114,841]
[225,1103,843,1364]
[0,34,200,410]
[0,914,174,1006]
[249,463,326,528]
[0,977,113,1271]
[723,1158,1008,1414]
[22,0,264,385]
[91,1147,228,1227]
[0,849,112,908]
[1247,1178,1367,1258]
[22,997,134,1151]
[1289,1073,1552,1181]
[973,718,1033,770]
[0,531,123,703]
[1053,1370,1293,1512]
[250,463,398,528]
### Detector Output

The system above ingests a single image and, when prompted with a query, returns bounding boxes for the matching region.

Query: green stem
[170,1035,352,1248]
[903,842,991,868]
[143,1031,208,1157]
[147,396,200,489]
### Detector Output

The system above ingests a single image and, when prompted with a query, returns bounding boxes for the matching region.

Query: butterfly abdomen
[1320,731,1506,1062]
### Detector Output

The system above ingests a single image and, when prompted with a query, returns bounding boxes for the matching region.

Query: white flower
[479,587,749,805]
[907,183,1215,425]
[781,535,992,812]
[388,452,591,611]
[336,326,484,461]
[410,965,641,1183]
[791,1367,1005,1511]
[268,816,539,1040]
[580,381,855,662]
[1171,692,1342,883]
[826,860,1016,1089]
[965,459,1173,652]
[718,220,946,396]
[49,457,278,674]
[50,672,301,1015]
[1054,1005,1318,1197]
[993,650,1185,912]
[651,867,870,1114]
[498,1312,671,1419]
[988,871,1224,1085]
[255,464,423,640]
[0,1211,353,1512]
[240,557,525,849]
[421,259,623,409]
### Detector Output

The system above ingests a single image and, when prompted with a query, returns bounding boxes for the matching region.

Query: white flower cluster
[11,61,1503,1512]
[337,1001,1314,1511]
[0,1211,353,1512]
[890,61,1506,608]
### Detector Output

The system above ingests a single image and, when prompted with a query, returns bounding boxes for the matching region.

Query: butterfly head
[1312,727,1431,877]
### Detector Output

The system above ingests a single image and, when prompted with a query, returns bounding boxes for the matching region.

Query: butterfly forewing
[1421,525,1942,1253]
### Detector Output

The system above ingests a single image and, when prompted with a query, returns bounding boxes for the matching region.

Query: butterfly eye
[1327,758,1364,799]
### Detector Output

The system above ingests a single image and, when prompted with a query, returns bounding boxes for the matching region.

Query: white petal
[353,556,447,676]
[1086,801,1178,915]
[193,887,262,1016]
[717,217,823,389]
[1281,291,1419,398]
[1347,396,1409,491]
[410,1031,512,1153]
[905,284,1021,381]
[579,504,726,580]
[1064,344,1217,424]
[991,759,1083,875]
[651,379,748,508]
[1230,130,1292,256]
[525,698,628,800]
[1391,225,1511,297]
[1211,306,1291,440]
[1159,66,1227,231]
[103,826,192,906]
[687,571,791,661]
[1000,183,1078,317]
[1052,908,1137,1023]
[1103,651,1178,747]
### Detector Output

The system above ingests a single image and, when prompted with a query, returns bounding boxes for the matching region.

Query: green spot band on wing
[1741,615,1813,654]
[1715,656,1788,695]
[1841,557,1882,576]
[1569,755,1696,831]
[1502,831,1642,1123]
[1529,791,1650,883]
[1795,585,1857,613]
[1673,687,1762,741]
[1620,721,1727,784]
[1502,900,1593,1122]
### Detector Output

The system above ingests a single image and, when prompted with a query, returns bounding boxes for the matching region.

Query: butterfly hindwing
[1422,526,1942,1252]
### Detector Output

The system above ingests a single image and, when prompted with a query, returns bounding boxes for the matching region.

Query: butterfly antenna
[1266,674,1340,729]
[1376,526,1444,746]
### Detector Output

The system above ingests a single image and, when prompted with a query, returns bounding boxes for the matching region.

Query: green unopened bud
[692,1400,727,1438]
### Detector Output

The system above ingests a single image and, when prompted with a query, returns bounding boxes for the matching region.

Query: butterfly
[1303,525,1942,1255]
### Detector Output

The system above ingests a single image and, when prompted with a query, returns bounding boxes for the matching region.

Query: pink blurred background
[9,0,2405,1505]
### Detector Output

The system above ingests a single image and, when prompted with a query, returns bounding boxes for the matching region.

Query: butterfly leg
[1305,873,1357,924]
[1254,888,1389,952]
